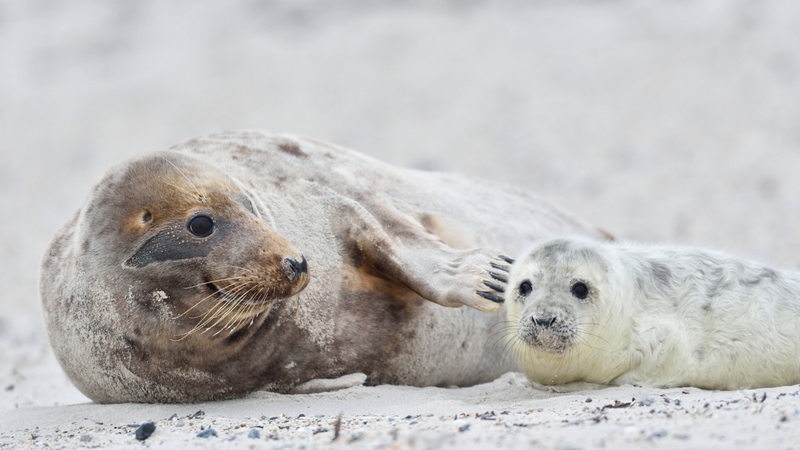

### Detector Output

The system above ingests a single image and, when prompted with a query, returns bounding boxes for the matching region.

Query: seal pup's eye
[571,281,589,300]
[187,215,215,237]
[518,280,533,297]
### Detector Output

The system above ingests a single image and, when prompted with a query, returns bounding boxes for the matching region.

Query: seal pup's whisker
[488,320,517,345]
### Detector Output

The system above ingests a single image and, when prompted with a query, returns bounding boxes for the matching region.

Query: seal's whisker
[219,279,254,303]
[229,302,255,333]
[183,276,245,290]
[194,300,230,332]
[488,320,519,346]
[211,281,267,334]
[176,289,226,320]
[162,180,201,199]
[209,304,243,336]
[174,276,253,320]
[162,157,204,198]
[176,298,235,339]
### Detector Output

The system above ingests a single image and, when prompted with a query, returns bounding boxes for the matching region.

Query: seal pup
[502,237,800,390]
[41,130,606,403]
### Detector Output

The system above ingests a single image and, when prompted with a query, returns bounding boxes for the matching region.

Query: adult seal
[41,130,605,403]
[504,237,800,390]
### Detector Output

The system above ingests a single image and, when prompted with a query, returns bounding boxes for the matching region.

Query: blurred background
[2,0,800,407]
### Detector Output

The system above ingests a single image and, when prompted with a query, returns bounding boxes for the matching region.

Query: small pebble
[458,424,470,432]
[80,434,92,443]
[197,428,218,438]
[135,422,156,441]
[647,429,668,441]
[638,398,654,407]
[248,428,261,439]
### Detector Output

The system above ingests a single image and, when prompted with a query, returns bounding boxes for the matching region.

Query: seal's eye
[187,215,215,237]
[518,280,533,297]
[571,281,589,300]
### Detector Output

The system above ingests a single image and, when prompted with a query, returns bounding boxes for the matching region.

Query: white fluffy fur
[506,237,800,390]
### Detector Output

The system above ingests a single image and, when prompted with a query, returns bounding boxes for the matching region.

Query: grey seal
[40,130,605,402]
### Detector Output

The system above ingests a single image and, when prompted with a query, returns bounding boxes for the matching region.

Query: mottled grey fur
[40,131,605,403]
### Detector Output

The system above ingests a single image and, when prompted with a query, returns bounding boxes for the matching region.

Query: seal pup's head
[505,237,629,385]
[41,151,309,402]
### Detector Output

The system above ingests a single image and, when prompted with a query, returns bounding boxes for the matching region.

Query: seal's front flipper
[332,199,509,311]
[363,243,511,312]
[348,211,508,311]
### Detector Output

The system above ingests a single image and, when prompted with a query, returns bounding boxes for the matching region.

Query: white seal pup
[504,237,800,390]
[40,130,606,403]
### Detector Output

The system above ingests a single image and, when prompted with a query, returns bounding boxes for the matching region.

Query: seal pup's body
[41,131,603,403]
[505,237,800,390]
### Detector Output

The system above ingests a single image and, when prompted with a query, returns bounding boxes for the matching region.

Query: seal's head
[505,238,629,384]
[41,151,309,402]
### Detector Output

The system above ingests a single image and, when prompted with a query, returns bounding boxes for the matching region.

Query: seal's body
[506,237,800,390]
[41,131,602,403]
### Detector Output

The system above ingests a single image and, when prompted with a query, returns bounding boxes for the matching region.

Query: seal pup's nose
[282,255,308,280]
[532,316,557,328]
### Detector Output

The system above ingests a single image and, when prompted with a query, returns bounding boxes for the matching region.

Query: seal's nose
[283,255,308,280]
[532,316,557,328]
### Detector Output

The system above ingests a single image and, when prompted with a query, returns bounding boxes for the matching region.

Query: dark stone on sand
[135,422,156,441]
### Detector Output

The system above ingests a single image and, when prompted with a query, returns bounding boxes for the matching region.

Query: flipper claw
[499,255,515,264]
[482,280,505,293]
[490,262,510,273]
[477,291,504,303]
[489,272,508,283]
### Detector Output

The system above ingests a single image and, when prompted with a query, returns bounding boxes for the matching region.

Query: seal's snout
[282,255,308,280]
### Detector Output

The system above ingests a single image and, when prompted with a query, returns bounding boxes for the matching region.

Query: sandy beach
[3,1,800,448]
